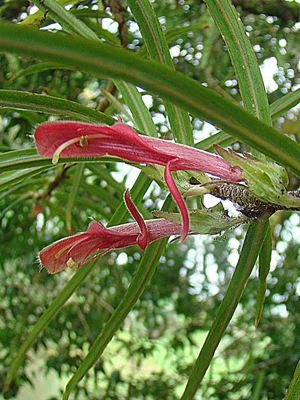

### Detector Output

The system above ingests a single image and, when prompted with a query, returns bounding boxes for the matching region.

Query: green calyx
[215,146,300,209]
[154,203,248,235]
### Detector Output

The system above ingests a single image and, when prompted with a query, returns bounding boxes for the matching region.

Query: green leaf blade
[0,89,114,124]
[255,222,272,327]
[0,22,299,175]
[205,0,271,125]
[127,0,193,145]
[180,216,271,399]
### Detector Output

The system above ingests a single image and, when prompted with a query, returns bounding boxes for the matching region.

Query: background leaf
[0,22,299,175]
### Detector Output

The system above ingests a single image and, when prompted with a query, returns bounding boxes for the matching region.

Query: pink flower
[35,121,242,241]
[39,190,182,274]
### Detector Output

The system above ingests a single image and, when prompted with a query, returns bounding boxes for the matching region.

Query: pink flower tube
[35,121,242,241]
[39,191,182,274]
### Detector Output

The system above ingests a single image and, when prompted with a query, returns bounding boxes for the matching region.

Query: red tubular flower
[35,121,242,241]
[39,190,182,274]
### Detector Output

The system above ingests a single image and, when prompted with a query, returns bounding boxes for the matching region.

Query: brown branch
[209,182,300,218]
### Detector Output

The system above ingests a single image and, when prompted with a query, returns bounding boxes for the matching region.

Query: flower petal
[164,160,189,242]
[39,232,87,274]
[124,189,149,250]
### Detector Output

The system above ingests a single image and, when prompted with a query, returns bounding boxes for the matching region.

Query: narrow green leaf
[65,163,85,232]
[9,62,73,81]
[0,23,299,175]
[32,0,98,40]
[195,131,234,151]
[63,198,172,399]
[255,222,272,327]
[0,167,50,191]
[284,358,300,400]
[114,80,157,136]
[252,371,266,400]
[270,88,300,119]
[69,8,109,21]
[0,149,117,172]
[154,207,247,235]
[180,216,270,399]
[127,0,193,145]
[0,90,114,124]
[205,0,271,125]
[195,90,300,151]
[20,0,78,26]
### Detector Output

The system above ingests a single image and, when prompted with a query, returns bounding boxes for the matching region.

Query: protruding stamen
[51,132,109,164]
[79,135,89,147]
[164,160,189,242]
[124,189,149,250]
[52,137,82,164]
[66,258,79,270]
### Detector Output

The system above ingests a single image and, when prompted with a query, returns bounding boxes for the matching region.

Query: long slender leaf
[255,222,272,327]
[270,88,300,119]
[195,89,300,150]
[9,62,73,81]
[0,148,118,172]
[0,23,299,175]
[165,20,211,44]
[32,0,98,39]
[114,80,157,136]
[20,0,78,26]
[195,131,234,151]
[63,197,172,399]
[0,167,50,191]
[205,0,271,125]
[284,358,300,400]
[180,216,270,399]
[252,371,266,400]
[0,90,114,124]
[202,2,274,349]
[128,0,193,145]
